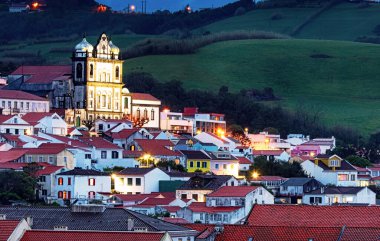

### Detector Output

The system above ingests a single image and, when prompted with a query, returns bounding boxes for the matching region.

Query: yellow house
[180,150,211,173]
[314,154,343,171]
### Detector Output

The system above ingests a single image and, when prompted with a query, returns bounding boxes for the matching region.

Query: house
[354,165,371,187]
[0,218,31,241]
[35,164,65,203]
[298,137,336,154]
[128,195,189,216]
[178,186,274,224]
[0,90,49,115]
[114,167,170,194]
[160,110,193,134]
[302,186,376,205]
[129,93,161,129]
[182,107,226,135]
[230,145,253,158]
[7,65,72,110]
[0,115,33,135]
[301,154,358,186]
[180,150,211,173]
[55,168,111,205]
[22,143,76,170]
[176,174,239,202]
[22,112,67,135]
[279,177,323,204]
[107,193,170,207]
[0,149,27,163]
[95,118,133,133]
[248,131,290,151]
[250,176,288,195]
[0,206,198,240]
[103,128,145,150]
[236,156,252,171]
[291,144,321,158]
[208,151,239,177]
[194,132,230,151]
[252,150,290,162]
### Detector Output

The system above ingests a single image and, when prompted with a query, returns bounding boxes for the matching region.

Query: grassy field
[197,3,380,41]
[0,34,154,65]
[124,39,380,135]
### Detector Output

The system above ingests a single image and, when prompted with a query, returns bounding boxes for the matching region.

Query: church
[7,33,161,129]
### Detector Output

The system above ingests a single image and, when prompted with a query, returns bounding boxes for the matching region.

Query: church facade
[68,33,161,128]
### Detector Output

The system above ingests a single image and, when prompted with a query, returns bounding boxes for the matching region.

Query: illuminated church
[70,33,161,128]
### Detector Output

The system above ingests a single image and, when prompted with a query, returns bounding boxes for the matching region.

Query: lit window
[58,177,63,185]
[88,191,95,199]
[151,109,155,120]
[88,178,96,186]
[58,191,63,198]
[338,174,348,181]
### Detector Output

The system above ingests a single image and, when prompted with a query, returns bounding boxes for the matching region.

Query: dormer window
[330,159,339,167]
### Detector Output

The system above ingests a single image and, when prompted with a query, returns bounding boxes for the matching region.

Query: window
[127,178,133,186]
[8,101,11,108]
[215,164,219,169]
[112,151,119,159]
[76,63,83,79]
[259,188,263,195]
[26,102,29,109]
[99,124,104,131]
[14,102,17,109]
[190,161,194,168]
[181,194,187,199]
[88,191,95,199]
[136,109,140,119]
[115,66,119,79]
[338,174,349,181]
[124,98,128,108]
[28,156,32,162]
[151,109,155,120]
[90,64,94,78]
[197,161,200,168]
[85,154,91,159]
[39,176,46,182]
[223,164,227,169]
[1,101,4,108]
[350,174,356,181]
[58,191,63,198]
[202,162,207,168]
[15,129,19,135]
[42,189,47,196]
[136,178,141,186]
[144,109,148,119]
[200,213,204,220]
[58,177,63,185]
[192,194,198,201]
[67,177,71,185]
[330,159,339,166]
[101,151,107,159]
[88,178,96,186]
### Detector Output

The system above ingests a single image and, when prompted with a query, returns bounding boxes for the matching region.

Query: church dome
[122,88,130,94]
[75,38,94,53]
[109,41,120,54]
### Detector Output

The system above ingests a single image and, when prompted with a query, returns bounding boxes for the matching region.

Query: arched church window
[115,66,119,79]
[90,64,94,78]
[144,109,148,119]
[76,63,83,79]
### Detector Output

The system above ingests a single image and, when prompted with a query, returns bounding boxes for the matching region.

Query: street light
[252,171,259,179]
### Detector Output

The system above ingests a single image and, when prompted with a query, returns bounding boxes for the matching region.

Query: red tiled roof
[161,206,181,213]
[113,193,159,202]
[134,197,176,207]
[11,65,71,84]
[130,93,160,102]
[135,139,179,157]
[162,217,189,224]
[0,115,14,124]
[214,225,342,241]
[207,186,259,197]
[341,227,380,241]
[22,112,53,125]
[0,220,20,241]
[21,143,69,155]
[188,202,241,214]
[256,176,287,181]
[0,162,26,170]
[106,129,139,139]
[81,137,122,149]
[0,149,27,163]
[253,150,285,156]
[35,165,64,176]
[236,157,252,165]
[20,230,166,241]
[0,90,47,101]
[247,205,380,227]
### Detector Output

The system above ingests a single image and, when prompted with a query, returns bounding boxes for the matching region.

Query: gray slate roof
[306,187,366,195]
[178,174,234,190]
[281,178,315,186]
[58,168,109,176]
[0,206,193,232]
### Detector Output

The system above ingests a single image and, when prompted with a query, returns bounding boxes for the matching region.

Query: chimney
[214,222,224,234]
[127,218,134,231]
[26,216,33,226]
[54,226,68,231]
[0,214,6,220]
[321,187,324,194]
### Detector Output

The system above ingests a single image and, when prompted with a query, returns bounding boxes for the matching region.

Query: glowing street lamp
[130,5,136,12]
[111,174,117,179]
[32,2,39,9]
[252,171,259,179]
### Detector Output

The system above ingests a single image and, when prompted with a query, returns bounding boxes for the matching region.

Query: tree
[156,160,186,172]
[0,171,37,204]
[346,155,372,168]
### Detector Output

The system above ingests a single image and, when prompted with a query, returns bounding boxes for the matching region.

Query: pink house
[291,144,321,157]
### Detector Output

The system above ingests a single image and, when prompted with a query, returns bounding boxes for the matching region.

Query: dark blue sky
[96,0,238,12]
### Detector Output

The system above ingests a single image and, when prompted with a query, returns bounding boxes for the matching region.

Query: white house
[208,151,240,177]
[236,156,252,171]
[114,167,170,194]
[95,118,133,133]
[55,168,111,205]
[22,112,67,135]
[301,155,358,187]
[194,132,230,151]
[0,90,49,115]
[279,177,323,204]
[302,186,376,205]
[252,150,290,162]
[129,93,161,129]
[160,110,193,134]
[0,115,33,135]
[35,164,65,203]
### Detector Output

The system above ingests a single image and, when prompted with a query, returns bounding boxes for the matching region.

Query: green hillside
[197,3,380,41]
[124,39,380,135]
